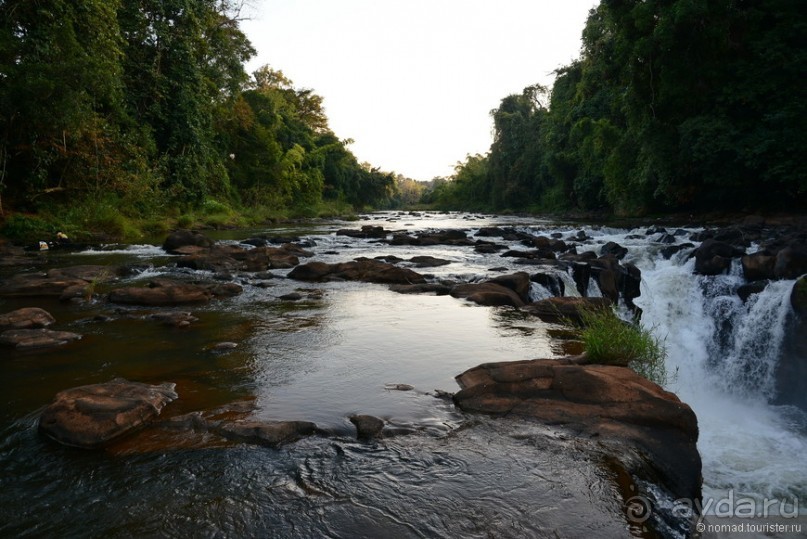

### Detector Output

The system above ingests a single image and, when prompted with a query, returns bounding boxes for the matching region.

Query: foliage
[431,0,805,215]
[576,308,669,386]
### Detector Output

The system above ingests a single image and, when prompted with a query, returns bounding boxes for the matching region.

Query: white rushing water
[629,244,807,512]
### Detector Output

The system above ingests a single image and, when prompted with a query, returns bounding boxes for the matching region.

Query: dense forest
[0,0,403,239]
[429,0,805,215]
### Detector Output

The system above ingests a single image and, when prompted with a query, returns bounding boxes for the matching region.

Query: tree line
[0,0,403,234]
[430,0,805,215]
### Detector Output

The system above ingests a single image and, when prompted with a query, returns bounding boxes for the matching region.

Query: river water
[1,212,805,537]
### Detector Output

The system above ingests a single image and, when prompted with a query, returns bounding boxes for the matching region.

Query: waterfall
[632,249,807,508]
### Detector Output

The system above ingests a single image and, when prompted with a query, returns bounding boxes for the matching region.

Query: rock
[148,312,199,327]
[108,279,242,306]
[660,243,694,260]
[774,246,807,280]
[408,256,451,268]
[600,241,628,260]
[0,307,56,330]
[741,252,776,281]
[523,297,612,323]
[279,292,304,301]
[450,274,531,308]
[0,328,81,350]
[350,415,385,440]
[163,229,214,253]
[46,265,120,282]
[737,281,769,303]
[38,379,178,448]
[792,276,807,317]
[288,259,426,285]
[571,262,591,296]
[693,239,745,275]
[211,341,238,351]
[530,273,565,297]
[337,225,387,239]
[0,273,91,298]
[453,358,701,501]
[243,246,300,271]
[474,243,506,254]
[211,420,321,447]
[388,283,452,295]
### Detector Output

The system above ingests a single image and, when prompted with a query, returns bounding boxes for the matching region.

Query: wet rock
[163,229,214,253]
[0,273,91,298]
[288,259,426,285]
[737,280,769,303]
[530,273,565,297]
[337,225,388,239]
[211,341,238,351]
[570,262,591,296]
[38,379,178,448]
[47,265,120,282]
[741,251,776,281]
[388,229,473,247]
[774,246,807,280]
[660,243,694,260]
[0,307,56,330]
[523,297,612,323]
[656,233,677,244]
[279,292,304,301]
[350,415,385,440]
[0,328,82,350]
[453,358,701,501]
[408,256,451,268]
[108,279,242,306]
[148,312,199,327]
[600,241,628,260]
[384,383,414,391]
[243,246,301,271]
[774,309,807,411]
[488,272,532,303]
[474,243,505,254]
[451,282,525,308]
[212,420,321,447]
[389,283,452,295]
[693,239,745,275]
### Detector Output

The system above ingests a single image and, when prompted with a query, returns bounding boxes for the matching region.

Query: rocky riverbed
[1,211,805,538]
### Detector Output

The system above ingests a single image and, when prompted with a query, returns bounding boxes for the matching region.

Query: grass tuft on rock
[577,308,669,386]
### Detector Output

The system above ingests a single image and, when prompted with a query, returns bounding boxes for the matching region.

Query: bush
[577,308,669,385]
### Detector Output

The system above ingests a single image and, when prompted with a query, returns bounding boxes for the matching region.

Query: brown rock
[453,358,701,501]
[108,280,212,306]
[741,252,776,281]
[211,420,321,447]
[38,379,178,448]
[0,307,56,330]
[0,274,90,297]
[288,259,426,285]
[350,414,385,440]
[450,282,525,308]
[163,229,214,253]
[0,328,81,349]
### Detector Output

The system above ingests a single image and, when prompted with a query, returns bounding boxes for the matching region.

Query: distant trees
[0,1,395,217]
[438,0,805,215]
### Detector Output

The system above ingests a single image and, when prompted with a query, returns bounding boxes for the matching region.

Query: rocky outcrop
[0,307,55,330]
[38,379,178,448]
[0,328,81,350]
[453,358,701,501]
[288,258,426,285]
[108,278,242,306]
[693,239,745,275]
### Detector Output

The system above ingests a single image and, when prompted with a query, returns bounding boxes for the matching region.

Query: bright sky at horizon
[241,1,598,181]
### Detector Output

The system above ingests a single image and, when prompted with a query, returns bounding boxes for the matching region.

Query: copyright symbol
[696,522,706,533]
[625,495,652,524]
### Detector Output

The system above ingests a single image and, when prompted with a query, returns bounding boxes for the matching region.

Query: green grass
[577,308,670,386]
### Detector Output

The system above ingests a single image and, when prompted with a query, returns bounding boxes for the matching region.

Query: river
[1,211,805,538]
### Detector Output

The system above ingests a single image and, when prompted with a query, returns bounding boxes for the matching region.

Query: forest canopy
[0,0,400,236]
[432,0,805,215]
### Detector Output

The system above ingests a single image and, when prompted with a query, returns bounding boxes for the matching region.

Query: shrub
[577,308,669,385]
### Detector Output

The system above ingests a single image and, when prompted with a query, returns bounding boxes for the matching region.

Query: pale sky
[241,1,598,181]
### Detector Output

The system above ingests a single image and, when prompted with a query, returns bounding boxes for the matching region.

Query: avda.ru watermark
[626,489,800,523]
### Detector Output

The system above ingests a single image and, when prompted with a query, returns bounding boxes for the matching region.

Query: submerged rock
[350,414,385,440]
[39,379,178,448]
[453,358,701,502]
[212,420,321,447]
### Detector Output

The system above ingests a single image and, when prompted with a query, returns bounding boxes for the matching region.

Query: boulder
[109,280,212,306]
[530,273,565,297]
[600,241,628,260]
[337,225,388,239]
[693,239,745,275]
[288,259,426,285]
[388,283,452,295]
[451,282,525,308]
[350,414,385,440]
[0,328,81,350]
[38,379,178,448]
[453,358,701,501]
[774,246,807,280]
[0,307,55,330]
[162,229,213,253]
[737,280,769,303]
[792,276,807,317]
[0,273,90,298]
[741,252,776,281]
[523,297,612,323]
[408,256,451,268]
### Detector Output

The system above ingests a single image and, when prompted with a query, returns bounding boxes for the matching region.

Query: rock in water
[39,379,178,448]
[453,358,701,502]
[0,328,81,350]
[0,307,56,330]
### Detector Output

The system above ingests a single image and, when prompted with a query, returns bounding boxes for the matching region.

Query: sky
[240,1,598,181]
